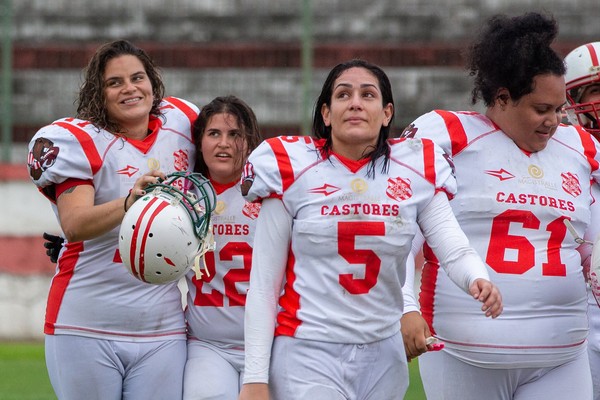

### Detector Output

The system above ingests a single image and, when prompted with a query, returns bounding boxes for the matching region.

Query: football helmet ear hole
[118,172,216,285]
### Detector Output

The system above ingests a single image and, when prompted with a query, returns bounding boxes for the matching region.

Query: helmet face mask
[565,99,600,133]
[119,172,216,285]
[564,42,600,137]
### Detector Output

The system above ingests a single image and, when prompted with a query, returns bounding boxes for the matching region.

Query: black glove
[43,232,65,263]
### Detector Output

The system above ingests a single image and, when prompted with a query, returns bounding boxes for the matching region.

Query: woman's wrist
[124,191,132,212]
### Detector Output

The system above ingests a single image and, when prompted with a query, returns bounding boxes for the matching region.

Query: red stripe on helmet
[137,200,170,283]
[129,197,160,280]
[587,43,599,66]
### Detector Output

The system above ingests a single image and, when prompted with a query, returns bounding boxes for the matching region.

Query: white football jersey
[185,180,259,348]
[404,110,600,367]
[243,135,456,344]
[27,97,198,341]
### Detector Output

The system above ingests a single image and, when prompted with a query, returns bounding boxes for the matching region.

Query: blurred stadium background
[0,0,598,341]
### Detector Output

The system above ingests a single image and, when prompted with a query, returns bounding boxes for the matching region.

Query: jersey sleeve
[27,120,100,201]
[242,136,315,202]
[395,136,456,201]
[243,198,292,384]
[402,110,454,155]
[162,97,199,140]
[428,138,457,199]
[572,124,600,187]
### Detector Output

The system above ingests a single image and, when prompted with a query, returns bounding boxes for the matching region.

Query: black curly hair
[467,12,566,107]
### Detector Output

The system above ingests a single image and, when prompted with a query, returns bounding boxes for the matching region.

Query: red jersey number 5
[338,221,385,294]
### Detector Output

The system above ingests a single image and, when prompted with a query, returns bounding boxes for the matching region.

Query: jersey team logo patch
[528,164,544,179]
[173,149,190,172]
[148,158,161,171]
[28,137,60,180]
[215,200,226,215]
[242,201,261,219]
[351,178,368,194]
[386,177,412,201]
[561,172,581,197]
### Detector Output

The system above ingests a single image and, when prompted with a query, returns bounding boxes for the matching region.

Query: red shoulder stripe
[164,97,197,127]
[576,126,599,172]
[434,110,468,156]
[422,138,437,185]
[53,121,103,175]
[268,138,295,192]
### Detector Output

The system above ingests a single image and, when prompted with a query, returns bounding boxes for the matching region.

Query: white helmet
[564,42,600,137]
[119,172,216,285]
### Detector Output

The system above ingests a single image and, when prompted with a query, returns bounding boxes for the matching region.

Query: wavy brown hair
[76,40,165,134]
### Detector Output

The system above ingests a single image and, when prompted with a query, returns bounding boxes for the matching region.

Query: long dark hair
[193,95,262,177]
[312,59,395,177]
[76,39,165,134]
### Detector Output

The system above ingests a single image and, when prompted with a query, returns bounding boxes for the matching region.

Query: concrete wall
[14,0,600,43]
[9,0,600,141]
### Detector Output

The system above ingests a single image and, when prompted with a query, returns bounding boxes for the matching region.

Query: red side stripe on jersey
[421,138,437,185]
[53,121,103,175]
[275,248,302,337]
[164,97,198,127]
[576,126,600,172]
[587,43,600,66]
[269,139,295,192]
[44,241,84,335]
[434,110,468,156]
[419,243,440,336]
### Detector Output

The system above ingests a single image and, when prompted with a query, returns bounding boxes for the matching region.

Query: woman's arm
[240,198,292,399]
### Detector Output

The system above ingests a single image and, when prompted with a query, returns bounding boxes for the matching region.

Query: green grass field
[0,341,426,399]
[0,342,55,400]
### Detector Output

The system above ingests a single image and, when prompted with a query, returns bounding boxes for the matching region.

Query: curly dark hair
[193,95,262,177]
[467,12,566,107]
[312,59,395,178]
[76,40,165,134]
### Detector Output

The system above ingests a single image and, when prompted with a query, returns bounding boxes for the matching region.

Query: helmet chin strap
[588,113,599,130]
[192,223,216,280]
[580,111,599,132]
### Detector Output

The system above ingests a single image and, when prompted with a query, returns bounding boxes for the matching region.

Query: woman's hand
[124,170,166,211]
[238,383,269,400]
[400,311,431,361]
[469,278,503,318]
